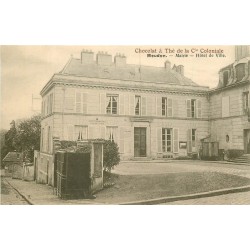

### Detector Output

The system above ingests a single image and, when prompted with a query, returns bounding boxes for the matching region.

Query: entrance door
[244,129,250,154]
[134,128,147,157]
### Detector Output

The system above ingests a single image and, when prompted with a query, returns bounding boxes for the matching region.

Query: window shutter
[88,126,94,139]
[129,95,135,115]
[187,129,192,153]
[173,99,179,117]
[157,127,162,152]
[222,96,230,117]
[173,128,179,153]
[141,96,147,116]
[167,98,173,117]
[196,99,202,118]
[147,96,154,116]
[119,94,124,115]
[124,94,129,115]
[186,99,191,118]
[75,92,82,113]
[65,96,74,111]
[82,92,88,114]
[100,93,106,114]
[157,96,162,116]
[67,125,74,141]
[46,96,49,115]
[50,93,53,113]
[100,126,105,139]
[119,127,124,153]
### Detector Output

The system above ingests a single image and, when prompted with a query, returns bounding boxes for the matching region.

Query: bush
[59,139,120,172]
[60,140,77,149]
[103,140,120,172]
[226,149,244,159]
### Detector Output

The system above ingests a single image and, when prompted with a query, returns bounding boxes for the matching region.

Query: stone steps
[229,154,250,164]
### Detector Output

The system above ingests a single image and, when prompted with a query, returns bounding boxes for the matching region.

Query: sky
[0,45,235,130]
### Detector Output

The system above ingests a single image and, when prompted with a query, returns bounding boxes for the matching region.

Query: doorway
[244,129,250,154]
[134,127,147,157]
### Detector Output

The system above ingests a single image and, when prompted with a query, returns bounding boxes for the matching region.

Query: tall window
[162,128,172,152]
[192,129,196,147]
[162,97,167,116]
[243,91,249,114]
[187,99,201,118]
[135,96,141,115]
[223,71,229,86]
[75,126,88,141]
[106,127,117,142]
[47,126,51,153]
[106,95,118,114]
[191,99,196,118]
[222,96,230,117]
[235,63,245,82]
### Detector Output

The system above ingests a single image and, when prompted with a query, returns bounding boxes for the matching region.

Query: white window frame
[74,125,88,141]
[106,94,118,115]
[162,128,172,153]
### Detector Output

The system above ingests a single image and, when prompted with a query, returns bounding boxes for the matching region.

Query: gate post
[90,140,104,193]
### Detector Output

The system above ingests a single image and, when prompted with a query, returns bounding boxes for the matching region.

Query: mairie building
[38,46,250,185]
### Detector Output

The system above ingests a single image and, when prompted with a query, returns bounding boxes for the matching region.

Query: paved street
[164,191,250,205]
[1,177,29,205]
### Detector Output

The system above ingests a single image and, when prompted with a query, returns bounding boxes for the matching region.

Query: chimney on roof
[176,65,184,76]
[81,49,94,64]
[164,60,171,71]
[114,53,127,67]
[96,51,112,66]
[235,45,250,61]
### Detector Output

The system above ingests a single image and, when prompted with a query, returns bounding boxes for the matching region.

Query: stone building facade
[209,45,250,154]
[39,46,250,175]
[40,50,211,165]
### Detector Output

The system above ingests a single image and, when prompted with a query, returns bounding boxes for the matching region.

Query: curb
[121,160,249,166]
[119,185,250,205]
[4,178,33,205]
[4,177,250,205]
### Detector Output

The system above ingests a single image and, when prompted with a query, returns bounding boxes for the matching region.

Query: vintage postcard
[1,45,250,205]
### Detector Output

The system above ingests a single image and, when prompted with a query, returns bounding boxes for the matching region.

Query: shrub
[59,139,120,172]
[226,149,244,159]
[60,140,77,149]
[103,140,120,172]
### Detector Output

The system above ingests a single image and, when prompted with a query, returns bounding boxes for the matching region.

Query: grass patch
[96,172,250,203]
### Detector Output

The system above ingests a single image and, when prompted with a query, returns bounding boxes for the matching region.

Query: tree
[103,140,120,172]
[1,121,17,166]
[13,115,41,162]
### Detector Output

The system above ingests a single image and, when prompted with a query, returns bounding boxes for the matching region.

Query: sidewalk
[4,177,104,205]
[2,159,250,205]
[3,173,250,205]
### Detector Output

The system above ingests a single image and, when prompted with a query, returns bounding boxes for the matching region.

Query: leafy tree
[13,115,41,162]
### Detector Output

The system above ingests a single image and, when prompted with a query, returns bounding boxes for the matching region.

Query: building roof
[3,152,23,163]
[60,57,199,87]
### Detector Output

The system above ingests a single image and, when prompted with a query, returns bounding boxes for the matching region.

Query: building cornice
[41,112,209,122]
[40,73,209,97]
[209,80,250,95]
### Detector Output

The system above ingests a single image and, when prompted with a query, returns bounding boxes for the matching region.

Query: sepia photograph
[1,45,250,205]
